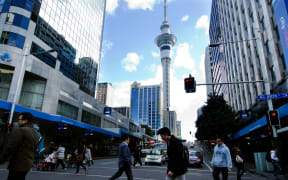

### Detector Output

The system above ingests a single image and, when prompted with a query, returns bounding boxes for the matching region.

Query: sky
[99,0,212,141]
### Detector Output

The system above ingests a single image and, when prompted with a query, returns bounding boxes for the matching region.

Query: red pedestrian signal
[267,125,272,137]
[184,76,196,93]
[268,110,279,126]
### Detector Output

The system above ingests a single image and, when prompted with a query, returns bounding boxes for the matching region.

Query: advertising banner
[273,0,288,69]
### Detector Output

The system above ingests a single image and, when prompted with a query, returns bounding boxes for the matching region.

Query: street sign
[258,93,288,100]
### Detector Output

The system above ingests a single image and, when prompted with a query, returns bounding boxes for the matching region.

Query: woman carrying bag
[74,143,87,175]
[233,147,245,180]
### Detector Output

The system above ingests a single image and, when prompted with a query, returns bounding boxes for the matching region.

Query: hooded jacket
[0,123,39,172]
[211,143,232,168]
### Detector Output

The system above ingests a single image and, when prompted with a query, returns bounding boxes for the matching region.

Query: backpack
[266,151,272,162]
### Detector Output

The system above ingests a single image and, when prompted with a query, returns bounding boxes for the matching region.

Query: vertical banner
[273,0,288,69]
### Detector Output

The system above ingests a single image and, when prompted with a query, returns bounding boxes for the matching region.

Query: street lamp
[208,36,277,138]
[8,46,58,126]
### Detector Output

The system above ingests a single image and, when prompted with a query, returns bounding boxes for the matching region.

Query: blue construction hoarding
[273,0,288,69]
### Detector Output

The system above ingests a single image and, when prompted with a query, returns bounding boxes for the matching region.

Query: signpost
[258,93,288,100]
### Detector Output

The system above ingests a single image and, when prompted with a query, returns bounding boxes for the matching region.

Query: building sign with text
[273,0,288,69]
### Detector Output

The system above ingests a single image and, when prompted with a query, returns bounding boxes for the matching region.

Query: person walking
[0,112,40,180]
[233,147,244,180]
[109,135,133,180]
[211,137,232,180]
[133,145,142,167]
[271,147,280,179]
[56,144,66,170]
[157,127,187,180]
[85,145,93,167]
[74,143,87,175]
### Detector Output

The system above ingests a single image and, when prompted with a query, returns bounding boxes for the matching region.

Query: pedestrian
[109,135,133,180]
[74,143,87,175]
[133,145,142,167]
[0,112,40,180]
[233,146,244,180]
[157,127,187,180]
[56,144,66,170]
[211,137,232,180]
[271,147,280,179]
[85,145,93,167]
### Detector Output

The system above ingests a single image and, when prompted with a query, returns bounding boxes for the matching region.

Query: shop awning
[0,100,120,137]
[233,103,288,139]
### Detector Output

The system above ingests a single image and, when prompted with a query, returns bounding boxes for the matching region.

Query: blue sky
[99,0,212,141]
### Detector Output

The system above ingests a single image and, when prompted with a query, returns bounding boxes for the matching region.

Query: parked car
[141,149,152,157]
[188,150,203,167]
[145,148,166,166]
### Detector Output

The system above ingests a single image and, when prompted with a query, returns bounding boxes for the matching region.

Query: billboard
[273,0,288,69]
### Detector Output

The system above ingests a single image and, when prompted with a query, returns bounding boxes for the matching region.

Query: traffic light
[266,125,273,137]
[268,110,280,126]
[184,76,196,93]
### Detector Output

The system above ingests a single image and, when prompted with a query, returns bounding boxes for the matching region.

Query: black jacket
[167,135,187,177]
[233,151,244,166]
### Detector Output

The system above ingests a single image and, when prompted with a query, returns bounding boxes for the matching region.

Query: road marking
[101,161,116,165]
[203,160,213,172]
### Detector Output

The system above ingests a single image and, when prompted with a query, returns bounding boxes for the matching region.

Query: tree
[141,125,153,136]
[195,95,238,141]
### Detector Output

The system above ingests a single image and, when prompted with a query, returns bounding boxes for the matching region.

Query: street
[0,158,266,180]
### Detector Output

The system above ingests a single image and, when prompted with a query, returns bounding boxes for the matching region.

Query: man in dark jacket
[0,112,40,180]
[158,127,187,180]
[109,135,133,180]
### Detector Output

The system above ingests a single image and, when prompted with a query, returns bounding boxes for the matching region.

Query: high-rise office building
[168,110,177,135]
[130,82,162,135]
[96,83,113,106]
[176,121,181,137]
[208,0,287,112]
[155,0,176,127]
[204,47,213,97]
[0,0,105,119]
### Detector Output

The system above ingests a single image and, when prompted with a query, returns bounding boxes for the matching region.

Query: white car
[144,149,166,166]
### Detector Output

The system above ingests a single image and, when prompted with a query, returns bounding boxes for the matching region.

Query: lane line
[101,161,116,165]
[203,160,213,172]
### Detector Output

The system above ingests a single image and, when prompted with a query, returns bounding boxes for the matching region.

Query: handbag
[236,154,244,163]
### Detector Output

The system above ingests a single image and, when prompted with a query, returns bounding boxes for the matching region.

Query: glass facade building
[130,82,161,135]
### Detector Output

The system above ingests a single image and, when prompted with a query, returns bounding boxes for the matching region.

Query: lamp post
[8,46,57,126]
[209,36,277,139]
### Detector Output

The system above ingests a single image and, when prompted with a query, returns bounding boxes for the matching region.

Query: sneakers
[74,172,79,175]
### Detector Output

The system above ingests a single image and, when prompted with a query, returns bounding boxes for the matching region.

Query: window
[161,45,171,50]
[0,64,14,101]
[6,13,30,29]
[0,31,25,49]
[57,101,78,120]
[11,0,34,12]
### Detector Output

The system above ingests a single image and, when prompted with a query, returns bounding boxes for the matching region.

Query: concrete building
[155,0,176,127]
[113,106,130,118]
[208,0,288,171]
[168,110,177,135]
[204,47,213,97]
[96,82,113,106]
[130,82,162,135]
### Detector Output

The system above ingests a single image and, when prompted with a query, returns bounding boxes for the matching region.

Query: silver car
[144,148,166,166]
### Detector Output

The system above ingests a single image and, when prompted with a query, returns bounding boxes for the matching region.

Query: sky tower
[155,0,177,127]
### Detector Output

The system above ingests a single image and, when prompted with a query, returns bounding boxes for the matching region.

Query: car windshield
[189,152,197,156]
[151,149,161,155]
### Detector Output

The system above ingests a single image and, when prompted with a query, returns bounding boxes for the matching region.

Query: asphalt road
[0,158,267,180]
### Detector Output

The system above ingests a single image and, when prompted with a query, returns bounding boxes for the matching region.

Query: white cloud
[145,64,158,72]
[152,51,160,58]
[106,0,119,15]
[195,15,209,34]
[181,15,189,22]
[125,0,157,10]
[101,40,113,59]
[122,52,140,72]
[173,43,197,75]
[200,54,206,81]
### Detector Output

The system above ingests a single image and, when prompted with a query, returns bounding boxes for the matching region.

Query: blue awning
[0,100,120,138]
[233,103,288,139]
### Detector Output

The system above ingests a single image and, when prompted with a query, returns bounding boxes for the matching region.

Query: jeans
[133,156,142,166]
[166,174,186,180]
[7,171,28,180]
[109,163,133,180]
[236,163,244,180]
[56,159,66,169]
[213,167,228,180]
[272,161,280,177]
[75,162,86,173]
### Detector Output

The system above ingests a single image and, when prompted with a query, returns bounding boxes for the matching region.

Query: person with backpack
[211,137,232,180]
[74,143,87,175]
[157,127,187,180]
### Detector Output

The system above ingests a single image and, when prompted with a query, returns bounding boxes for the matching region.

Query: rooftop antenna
[164,0,167,21]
